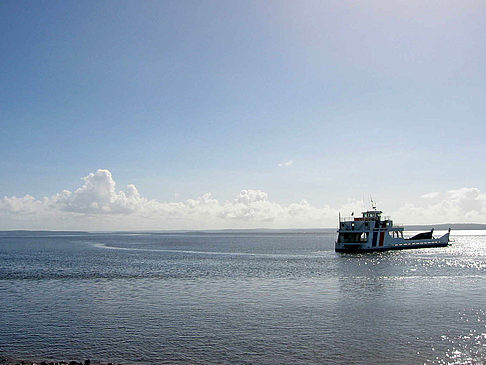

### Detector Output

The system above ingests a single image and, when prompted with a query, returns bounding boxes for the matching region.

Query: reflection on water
[429,309,486,365]
[0,230,485,364]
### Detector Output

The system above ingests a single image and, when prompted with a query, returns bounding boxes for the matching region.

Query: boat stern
[438,228,451,245]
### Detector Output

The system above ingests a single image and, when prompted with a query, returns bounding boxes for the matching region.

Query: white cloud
[396,187,486,224]
[0,195,49,214]
[278,159,294,167]
[1,169,485,230]
[52,169,146,214]
[0,169,338,230]
[421,191,441,199]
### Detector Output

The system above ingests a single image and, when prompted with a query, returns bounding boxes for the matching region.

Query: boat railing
[340,215,393,222]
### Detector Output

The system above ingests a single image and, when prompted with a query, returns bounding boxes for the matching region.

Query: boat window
[338,232,368,243]
[389,231,403,239]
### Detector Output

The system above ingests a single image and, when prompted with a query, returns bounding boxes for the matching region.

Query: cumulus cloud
[278,159,294,167]
[221,190,281,221]
[396,187,486,224]
[0,169,337,230]
[0,195,49,214]
[1,169,485,230]
[52,169,145,214]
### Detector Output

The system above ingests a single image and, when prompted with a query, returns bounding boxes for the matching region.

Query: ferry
[335,207,451,252]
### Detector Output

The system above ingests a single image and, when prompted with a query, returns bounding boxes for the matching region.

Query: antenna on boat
[370,196,376,211]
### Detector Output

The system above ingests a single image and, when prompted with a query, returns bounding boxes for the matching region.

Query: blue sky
[1,1,485,229]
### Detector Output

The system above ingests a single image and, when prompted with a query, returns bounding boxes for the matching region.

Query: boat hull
[335,241,449,253]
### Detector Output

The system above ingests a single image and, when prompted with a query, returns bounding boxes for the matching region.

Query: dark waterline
[1,231,485,364]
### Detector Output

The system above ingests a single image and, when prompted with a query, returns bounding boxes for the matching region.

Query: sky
[1,0,485,230]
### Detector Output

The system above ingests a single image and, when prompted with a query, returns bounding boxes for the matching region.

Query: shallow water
[0,230,485,364]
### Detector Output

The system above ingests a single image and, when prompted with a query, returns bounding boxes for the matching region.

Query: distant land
[404,223,486,231]
[1,224,486,235]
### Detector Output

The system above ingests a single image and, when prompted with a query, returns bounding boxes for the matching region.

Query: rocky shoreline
[1,358,122,365]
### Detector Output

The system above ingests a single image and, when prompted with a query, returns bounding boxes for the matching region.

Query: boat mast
[370,197,377,211]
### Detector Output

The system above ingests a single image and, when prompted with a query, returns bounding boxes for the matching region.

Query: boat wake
[91,242,324,258]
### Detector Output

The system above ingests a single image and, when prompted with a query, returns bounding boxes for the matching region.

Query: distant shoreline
[0,224,485,235]
[404,223,486,231]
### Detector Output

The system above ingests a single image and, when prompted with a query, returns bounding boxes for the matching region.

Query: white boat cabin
[335,208,449,252]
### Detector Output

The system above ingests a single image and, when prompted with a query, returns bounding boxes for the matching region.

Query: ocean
[0,230,485,364]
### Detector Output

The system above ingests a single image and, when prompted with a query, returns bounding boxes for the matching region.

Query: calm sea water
[0,230,485,364]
